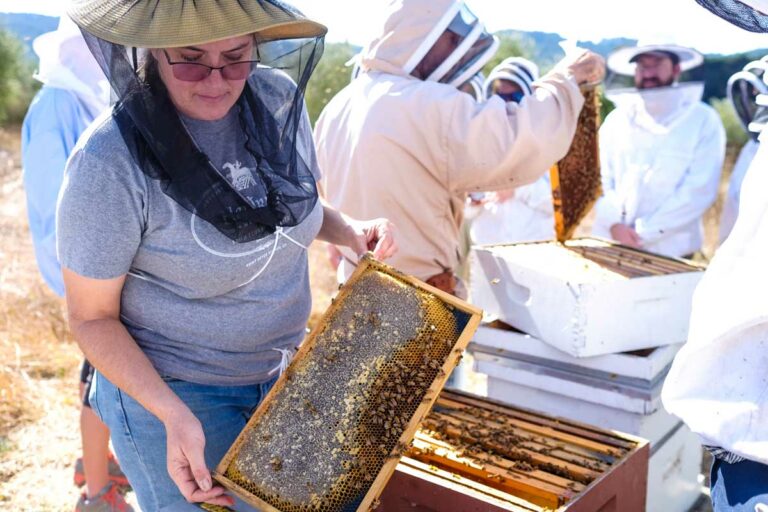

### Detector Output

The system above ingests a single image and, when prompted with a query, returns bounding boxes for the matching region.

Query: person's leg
[92,371,276,511]
[710,457,768,511]
[78,359,112,497]
[80,383,111,497]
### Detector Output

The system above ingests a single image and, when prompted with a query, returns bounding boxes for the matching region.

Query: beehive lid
[214,255,482,512]
[486,238,704,283]
[550,88,602,242]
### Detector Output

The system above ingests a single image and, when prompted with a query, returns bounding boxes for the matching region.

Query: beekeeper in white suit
[469,56,556,245]
[719,59,767,243]
[593,41,726,258]
[662,0,768,508]
[314,0,604,296]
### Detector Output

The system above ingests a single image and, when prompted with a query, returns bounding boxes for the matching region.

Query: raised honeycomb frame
[213,255,482,512]
[550,87,602,242]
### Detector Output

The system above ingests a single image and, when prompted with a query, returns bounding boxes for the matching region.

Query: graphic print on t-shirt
[222,160,268,209]
[188,181,319,288]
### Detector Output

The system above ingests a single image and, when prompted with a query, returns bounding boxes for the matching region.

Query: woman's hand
[345,218,398,261]
[164,406,234,507]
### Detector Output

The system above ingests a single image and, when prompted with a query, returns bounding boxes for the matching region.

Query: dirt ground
[0,125,733,510]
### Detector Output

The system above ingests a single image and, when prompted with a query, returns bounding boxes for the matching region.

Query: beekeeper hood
[728,57,768,140]
[606,40,705,127]
[33,15,109,117]
[360,0,499,87]
[483,56,540,102]
[458,72,485,100]
[67,0,326,244]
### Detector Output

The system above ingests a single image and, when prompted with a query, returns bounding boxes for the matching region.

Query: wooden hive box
[214,256,482,512]
[379,390,650,512]
[471,238,705,357]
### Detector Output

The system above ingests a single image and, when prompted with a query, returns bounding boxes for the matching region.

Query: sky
[2,0,767,55]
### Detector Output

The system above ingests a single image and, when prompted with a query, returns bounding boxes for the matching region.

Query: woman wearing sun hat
[56,1,397,510]
[662,2,768,509]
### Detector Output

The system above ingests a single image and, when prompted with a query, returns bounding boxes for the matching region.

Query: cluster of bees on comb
[551,87,602,242]
[217,266,469,512]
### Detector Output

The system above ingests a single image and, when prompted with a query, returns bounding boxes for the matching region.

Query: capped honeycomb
[214,255,482,512]
[550,87,602,242]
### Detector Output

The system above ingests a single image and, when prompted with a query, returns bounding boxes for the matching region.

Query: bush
[305,42,358,125]
[482,33,534,76]
[0,29,37,124]
[710,97,750,150]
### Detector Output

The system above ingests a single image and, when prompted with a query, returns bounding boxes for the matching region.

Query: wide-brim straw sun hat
[66,0,327,48]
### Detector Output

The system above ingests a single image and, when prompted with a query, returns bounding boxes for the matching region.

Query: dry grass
[0,124,339,509]
[0,122,733,510]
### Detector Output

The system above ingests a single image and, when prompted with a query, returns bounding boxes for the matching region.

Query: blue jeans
[711,457,768,511]
[90,372,275,511]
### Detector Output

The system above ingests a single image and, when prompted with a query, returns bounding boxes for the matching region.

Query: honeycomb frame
[550,87,602,242]
[213,254,482,512]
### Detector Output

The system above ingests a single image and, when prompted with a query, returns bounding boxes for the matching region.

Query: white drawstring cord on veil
[268,347,294,377]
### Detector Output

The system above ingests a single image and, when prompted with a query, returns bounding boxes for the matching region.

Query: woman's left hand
[346,218,398,261]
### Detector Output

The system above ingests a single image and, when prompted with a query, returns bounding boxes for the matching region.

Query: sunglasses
[162,50,259,82]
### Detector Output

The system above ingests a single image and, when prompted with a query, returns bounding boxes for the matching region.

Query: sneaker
[73,453,130,489]
[74,482,134,512]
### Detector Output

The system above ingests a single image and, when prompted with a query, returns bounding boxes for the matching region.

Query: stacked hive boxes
[469,238,706,512]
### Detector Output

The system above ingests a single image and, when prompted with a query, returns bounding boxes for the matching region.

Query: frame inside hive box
[550,87,602,242]
[379,390,650,512]
[471,237,705,356]
[214,255,482,512]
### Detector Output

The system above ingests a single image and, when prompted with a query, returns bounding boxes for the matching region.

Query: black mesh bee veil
[78,1,324,243]
[694,0,768,32]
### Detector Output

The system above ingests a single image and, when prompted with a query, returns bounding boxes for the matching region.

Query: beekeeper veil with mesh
[605,40,705,126]
[33,15,109,118]
[483,57,540,103]
[695,0,768,136]
[728,58,768,140]
[695,0,768,32]
[66,0,326,244]
[360,0,498,87]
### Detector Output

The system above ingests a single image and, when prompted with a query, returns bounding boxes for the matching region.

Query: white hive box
[470,238,705,357]
[469,324,702,512]
[469,323,680,444]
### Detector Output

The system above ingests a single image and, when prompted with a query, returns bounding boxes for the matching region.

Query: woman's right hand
[164,406,235,507]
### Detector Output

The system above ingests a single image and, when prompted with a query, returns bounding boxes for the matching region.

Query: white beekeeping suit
[662,126,768,464]
[719,59,768,243]
[469,56,555,245]
[593,42,726,258]
[662,0,768,481]
[720,138,759,243]
[314,0,586,290]
[22,16,109,296]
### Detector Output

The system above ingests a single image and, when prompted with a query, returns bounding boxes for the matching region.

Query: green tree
[482,33,533,76]
[710,96,750,150]
[0,29,37,124]
[305,42,358,125]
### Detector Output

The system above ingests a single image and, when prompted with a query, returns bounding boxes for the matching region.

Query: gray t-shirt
[57,89,323,386]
